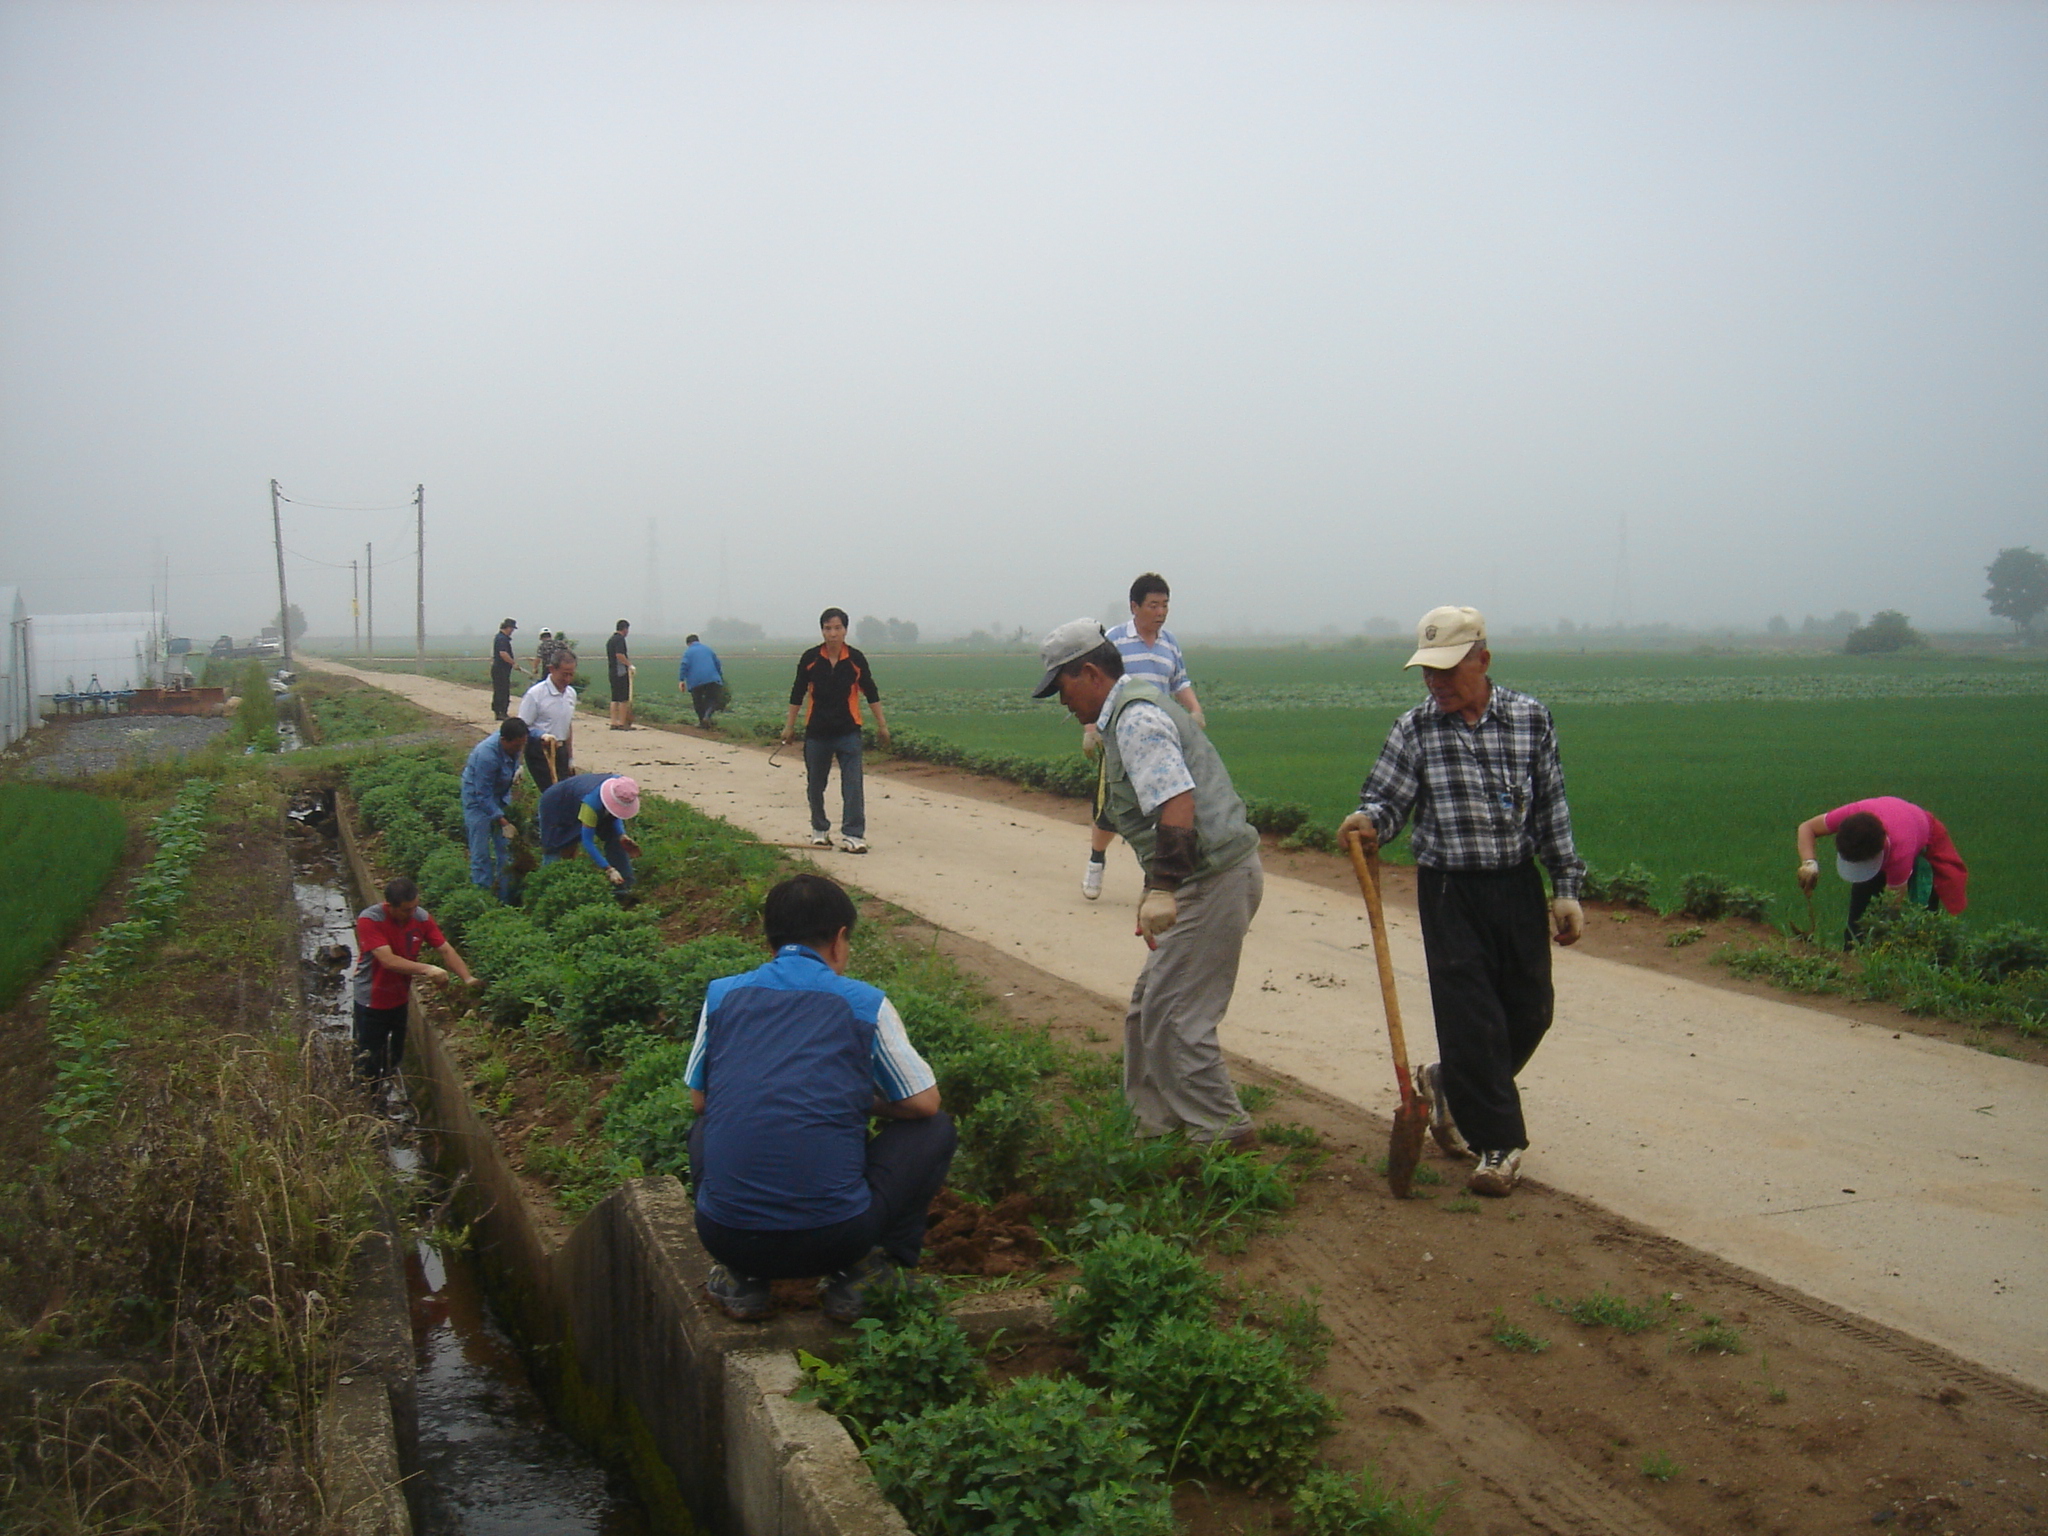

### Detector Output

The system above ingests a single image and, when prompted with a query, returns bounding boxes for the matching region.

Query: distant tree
[702,616,765,646]
[1802,611,1860,637]
[1766,614,1791,636]
[276,604,307,643]
[1985,547,2048,641]
[1557,617,1576,636]
[855,615,888,648]
[884,617,919,646]
[1844,610,1924,655]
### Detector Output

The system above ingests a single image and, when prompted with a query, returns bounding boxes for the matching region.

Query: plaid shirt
[1358,684,1584,899]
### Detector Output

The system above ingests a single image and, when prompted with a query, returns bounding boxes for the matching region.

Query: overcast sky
[2,0,2042,645]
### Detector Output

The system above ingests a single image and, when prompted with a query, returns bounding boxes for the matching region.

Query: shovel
[1343,832,1430,1199]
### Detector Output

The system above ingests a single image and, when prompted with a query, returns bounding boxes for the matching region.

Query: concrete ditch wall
[335,791,1050,1535]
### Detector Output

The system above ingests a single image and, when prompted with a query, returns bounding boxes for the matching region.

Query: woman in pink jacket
[1794,796,1968,949]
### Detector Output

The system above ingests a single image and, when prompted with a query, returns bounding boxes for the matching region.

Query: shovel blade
[1385,1095,1431,1199]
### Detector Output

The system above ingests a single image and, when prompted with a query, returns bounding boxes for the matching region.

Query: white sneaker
[841,836,868,854]
[810,831,833,848]
[1081,858,1105,900]
[1417,1062,1470,1159]
[1468,1147,1525,1197]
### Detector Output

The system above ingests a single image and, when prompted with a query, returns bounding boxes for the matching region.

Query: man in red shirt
[351,876,478,1080]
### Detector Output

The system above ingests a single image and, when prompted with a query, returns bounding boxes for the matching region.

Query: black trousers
[1843,870,1938,951]
[523,738,568,795]
[352,1001,409,1080]
[1416,861,1553,1152]
[690,1111,957,1279]
[489,662,514,717]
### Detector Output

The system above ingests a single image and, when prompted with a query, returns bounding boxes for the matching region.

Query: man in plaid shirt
[1340,606,1585,1197]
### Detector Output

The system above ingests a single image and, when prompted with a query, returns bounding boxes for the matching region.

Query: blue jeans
[804,730,865,839]
[465,808,510,897]
[542,831,635,891]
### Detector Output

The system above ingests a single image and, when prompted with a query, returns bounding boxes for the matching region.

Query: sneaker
[704,1265,774,1322]
[810,831,833,848]
[1468,1147,1525,1198]
[1081,857,1105,900]
[1417,1062,1470,1159]
[841,836,868,854]
[820,1249,896,1324]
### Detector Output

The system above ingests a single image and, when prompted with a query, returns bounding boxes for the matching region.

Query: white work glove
[1081,723,1103,760]
[1550,898,1584,946]
[1796,859,1820,895]
[1190,711,1207,732]
[1337,812,1378,853]
[1137,888,1178,939]
[420,964,451,985]
[604,867,626,887]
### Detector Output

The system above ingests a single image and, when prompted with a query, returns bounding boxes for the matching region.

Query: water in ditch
[290,788,651,1536]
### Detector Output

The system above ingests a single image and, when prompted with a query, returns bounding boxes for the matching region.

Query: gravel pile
[18,716,232,779]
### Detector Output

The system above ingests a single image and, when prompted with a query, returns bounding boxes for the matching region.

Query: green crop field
[0,784,130,1006]
[351,643,2048,932]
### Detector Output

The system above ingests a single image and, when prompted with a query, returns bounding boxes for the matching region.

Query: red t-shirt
[353,903,446,1010]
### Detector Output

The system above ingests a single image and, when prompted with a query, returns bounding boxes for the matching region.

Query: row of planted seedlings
[344,745,1447,1533]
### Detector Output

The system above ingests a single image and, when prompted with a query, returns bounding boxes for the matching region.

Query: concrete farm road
[317,661,2048,1394]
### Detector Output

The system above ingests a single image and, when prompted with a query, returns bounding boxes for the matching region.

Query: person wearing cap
[1794,798,1967,949]
[517,651,579,795]
[460,716,528,897]
[1079,573,1207,902]
[1036,619,1261,1150]
[489,618,522,717]
[782,608,891,854]
[532,628,569,677]
[537,771,642,889]
[605,619,638,730]
[1338,606,1585,1199]
[687,874,956,1325]
[679,633,728,726]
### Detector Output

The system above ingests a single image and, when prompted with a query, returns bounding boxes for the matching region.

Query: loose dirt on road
[315,661,2048,1536]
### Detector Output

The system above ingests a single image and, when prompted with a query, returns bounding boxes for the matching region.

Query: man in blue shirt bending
[459,717,528,898]
[686,874,956,1323]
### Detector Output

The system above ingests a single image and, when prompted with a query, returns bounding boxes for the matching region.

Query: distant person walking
[782,608,890,853]
[460,717,527,898]
[680,633,728,726]
[1795,796,1967,949]
[537,772,642,890]
[605,619,637,730]
[531,628,568,677]
[517,651,578,795]
[1080,573,1206,901]
[351,876,478,1081]
[489,618,522,717]
[1339,606,1585,1199]
[1037,619,1261,1150]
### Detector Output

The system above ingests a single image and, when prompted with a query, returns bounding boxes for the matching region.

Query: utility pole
[351,560,361,654]
[414,484,425,667]
[366,542,374,660]
[270,478,294,665]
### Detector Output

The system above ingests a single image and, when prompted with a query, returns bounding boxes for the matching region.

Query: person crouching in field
[352,876,479,1082]
[687,874,956,1324]
[1794,797,1967,950]
[1339,606,1585,1199]
[537,772,642,890]
[1038,619,1262,1152]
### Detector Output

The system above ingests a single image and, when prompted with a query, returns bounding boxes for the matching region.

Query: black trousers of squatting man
[1415,860,1554,1153]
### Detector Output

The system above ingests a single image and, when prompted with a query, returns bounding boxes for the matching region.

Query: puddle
[288,788,649,1536]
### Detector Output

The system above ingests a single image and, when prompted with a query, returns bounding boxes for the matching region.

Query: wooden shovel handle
[1344,832,1416,1086]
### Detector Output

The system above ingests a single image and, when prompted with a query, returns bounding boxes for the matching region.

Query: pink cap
[598,775,640,819]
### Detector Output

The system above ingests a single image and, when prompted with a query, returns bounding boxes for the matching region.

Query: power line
[284,544,416,571]
[275,490,417,512]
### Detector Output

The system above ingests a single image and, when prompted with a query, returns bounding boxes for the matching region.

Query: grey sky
[3,0,2042,644]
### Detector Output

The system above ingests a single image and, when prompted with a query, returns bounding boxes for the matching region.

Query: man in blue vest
[459,716,528,897]
[686,874,956,1323]
[1035,619,1261,1151]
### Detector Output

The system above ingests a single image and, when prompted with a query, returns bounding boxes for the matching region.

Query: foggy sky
[3,1,2043,645]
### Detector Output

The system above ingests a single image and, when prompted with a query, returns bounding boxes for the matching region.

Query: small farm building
[0,587,31,750]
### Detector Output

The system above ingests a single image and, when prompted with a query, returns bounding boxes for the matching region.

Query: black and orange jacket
[788,644,881,738]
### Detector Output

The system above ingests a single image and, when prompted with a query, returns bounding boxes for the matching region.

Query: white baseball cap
[1406,606,1487,670]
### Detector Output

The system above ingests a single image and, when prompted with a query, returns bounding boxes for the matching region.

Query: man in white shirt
[517,652,579,793]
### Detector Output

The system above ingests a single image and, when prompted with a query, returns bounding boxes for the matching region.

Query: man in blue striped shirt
[686,875,956,1323]
[1081,573,1207,900]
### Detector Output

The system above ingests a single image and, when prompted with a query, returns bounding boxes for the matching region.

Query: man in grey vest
[1034,620,1260,1149]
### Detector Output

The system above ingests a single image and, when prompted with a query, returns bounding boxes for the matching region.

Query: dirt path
[320,663,2048,1531]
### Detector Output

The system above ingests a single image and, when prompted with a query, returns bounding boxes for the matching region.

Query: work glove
[1337,812,1378,853]
[421,965,451,985]
[1796,859,1820,895]
[1190,711,1207,732]
[1081,723,1103,760]
[1550,899,1584,946]
[1137,888,1179,939]
[604,867,626,887]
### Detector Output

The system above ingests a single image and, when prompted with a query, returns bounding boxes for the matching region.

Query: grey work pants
[1122,853,1262,1143]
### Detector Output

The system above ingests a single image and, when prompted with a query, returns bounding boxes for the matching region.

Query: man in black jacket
[781,608,891,853]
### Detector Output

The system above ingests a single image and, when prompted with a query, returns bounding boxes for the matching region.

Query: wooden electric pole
[270,478,293,665]
[351,560,361,654]
[414,485,425,666]
[366,542,374,660]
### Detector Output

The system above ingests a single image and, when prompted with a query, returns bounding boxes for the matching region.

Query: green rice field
[353,643,2048,931]
[0,784,130,1006]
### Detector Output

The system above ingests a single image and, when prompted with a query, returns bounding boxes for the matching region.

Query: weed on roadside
[1541,1288,1664,1334]
[1489,1310,1551,1354]
[1678,1316,1745,1355]
[1291,1463,1447,1535]
[1439,1196,1482,1215]
[1639,1450,1682,1483]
